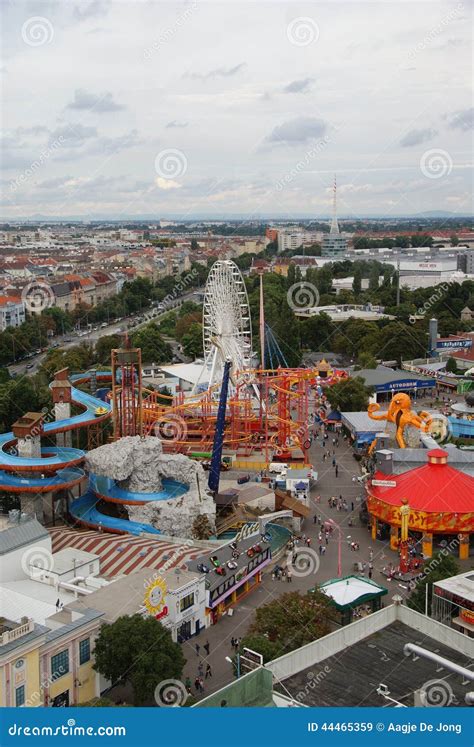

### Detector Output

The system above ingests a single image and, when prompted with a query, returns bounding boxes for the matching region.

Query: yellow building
[0,608,103,707]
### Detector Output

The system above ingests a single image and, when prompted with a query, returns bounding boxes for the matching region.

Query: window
[79,638,90,665]
[179,593,194,612]
[51,649,69,679]
[15,685,25,707]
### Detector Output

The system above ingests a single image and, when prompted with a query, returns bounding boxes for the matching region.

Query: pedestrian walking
[318,544,323,555]
[335,465,339,477]
[369,549,374,562]
[325,532,329,545]
[205,663,212,679]
[185,677,192,694]
[332,458,336,467]
[287,569,292,582]
[313,514,317,524]
[195,643,200,656]
[204,640,210,656]
[321,545,326,555]
[194,676,200,692]
[368,568,373,579]
[306,537,311,547]
[351,501,354,511]
[198,662,204,677]
[231,637,235,648]
[198,677,205,692]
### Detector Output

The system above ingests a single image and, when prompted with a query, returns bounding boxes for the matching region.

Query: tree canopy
[93,614,185,705]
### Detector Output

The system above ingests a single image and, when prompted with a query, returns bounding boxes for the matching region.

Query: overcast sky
[1,0,473,219]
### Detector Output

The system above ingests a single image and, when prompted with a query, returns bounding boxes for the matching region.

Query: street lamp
[225,655,241,678]
[327,519,342,578]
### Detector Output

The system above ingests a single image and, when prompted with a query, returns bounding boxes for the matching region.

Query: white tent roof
[321,576,386,607]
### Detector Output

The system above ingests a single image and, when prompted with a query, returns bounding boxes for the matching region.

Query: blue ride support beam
[208,359,232,494]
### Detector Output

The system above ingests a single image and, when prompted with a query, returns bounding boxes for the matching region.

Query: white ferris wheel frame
[197,260,253,391]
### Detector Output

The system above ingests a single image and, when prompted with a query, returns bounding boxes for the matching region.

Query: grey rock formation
[86,436,216,538]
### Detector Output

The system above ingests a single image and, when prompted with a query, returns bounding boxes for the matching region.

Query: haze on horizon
[1,0,473,221]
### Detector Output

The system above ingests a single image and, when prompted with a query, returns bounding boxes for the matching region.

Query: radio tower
[330,174,340,235]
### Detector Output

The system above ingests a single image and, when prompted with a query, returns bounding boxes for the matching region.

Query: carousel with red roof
[367,448,474,566]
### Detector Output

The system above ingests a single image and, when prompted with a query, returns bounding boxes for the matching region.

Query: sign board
[371,479,397,488]
[437,339,472,350]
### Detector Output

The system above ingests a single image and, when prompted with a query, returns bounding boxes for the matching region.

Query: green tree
[93,615,185,705]
[246,591,332,653]
[407,552,460,615]
[358,351,377,368]
[237,634,282,664]
[445,357,458,374]
[95,335,122,365]
[368,264,380,292]
[131,323,172,364]
[181,322,203,358]
[352,268,362,296]
[326,376,374,411]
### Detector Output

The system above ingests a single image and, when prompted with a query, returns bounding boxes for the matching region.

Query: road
[7,288,202,377]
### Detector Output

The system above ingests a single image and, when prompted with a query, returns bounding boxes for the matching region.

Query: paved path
[182,393,473,703]
[182,429,390,701]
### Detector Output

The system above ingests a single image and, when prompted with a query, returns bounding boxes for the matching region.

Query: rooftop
[319,575,388,610]
[274,619,472,707]
[434,571,474,603]
[0,518,49,556]
[370,449,474,513]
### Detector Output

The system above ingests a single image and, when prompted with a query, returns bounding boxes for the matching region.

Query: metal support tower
[208,359,232,494]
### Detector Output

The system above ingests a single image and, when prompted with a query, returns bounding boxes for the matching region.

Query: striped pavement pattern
[48,527,210,578]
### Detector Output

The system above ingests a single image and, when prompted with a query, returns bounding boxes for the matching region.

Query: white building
[0,297,26,331]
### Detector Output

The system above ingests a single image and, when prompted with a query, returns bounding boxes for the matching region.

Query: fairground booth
[432,570,474,638]
[367,448,474,559]
[316,575,388,626]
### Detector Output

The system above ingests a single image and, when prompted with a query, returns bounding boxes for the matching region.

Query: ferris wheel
[199,260,253,390]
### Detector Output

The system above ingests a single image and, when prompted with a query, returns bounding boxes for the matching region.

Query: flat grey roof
[0,519,49,556]
[276,621,472,707]
[356,365,434,386]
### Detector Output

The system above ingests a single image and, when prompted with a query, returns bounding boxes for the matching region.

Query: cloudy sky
[1,0,473,219]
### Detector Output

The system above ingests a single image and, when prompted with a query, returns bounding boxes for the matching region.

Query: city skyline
[2,0,473,220]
